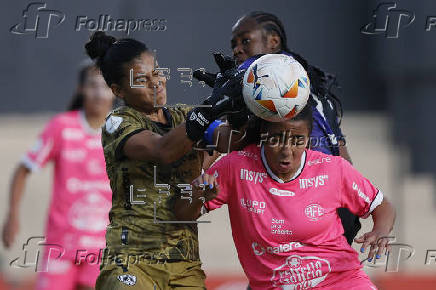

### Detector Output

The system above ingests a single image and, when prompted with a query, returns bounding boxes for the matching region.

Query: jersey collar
[78,110,101,135]
[260,145,306,183]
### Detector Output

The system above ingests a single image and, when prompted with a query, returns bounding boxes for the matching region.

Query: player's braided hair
[245,11,343,124]
[85,31,148,87]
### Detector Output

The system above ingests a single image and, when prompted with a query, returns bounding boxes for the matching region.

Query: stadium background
[1,0,435,289]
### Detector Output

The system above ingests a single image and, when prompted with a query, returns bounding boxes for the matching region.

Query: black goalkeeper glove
[186,57,245,142]
[193,53,236,88]
[187,53,252,139]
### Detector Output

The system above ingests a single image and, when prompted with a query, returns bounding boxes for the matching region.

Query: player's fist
[193,52,237,88]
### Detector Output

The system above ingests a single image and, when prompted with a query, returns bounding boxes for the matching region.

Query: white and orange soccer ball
[242,54,310,122]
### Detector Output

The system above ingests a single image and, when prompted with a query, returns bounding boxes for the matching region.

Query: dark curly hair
[85,31,148,87]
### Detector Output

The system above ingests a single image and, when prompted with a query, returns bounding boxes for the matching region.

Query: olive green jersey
[101,105,203,261]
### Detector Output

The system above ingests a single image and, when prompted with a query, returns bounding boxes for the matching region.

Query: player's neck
[276,170,298,182]
[143,108,166,124]
[84,111,106,130]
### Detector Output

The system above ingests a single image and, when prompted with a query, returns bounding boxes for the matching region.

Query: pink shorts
[36,249,101,290]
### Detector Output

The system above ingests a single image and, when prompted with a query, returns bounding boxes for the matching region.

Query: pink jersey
[205,144,383,289]
[22,110,112,260]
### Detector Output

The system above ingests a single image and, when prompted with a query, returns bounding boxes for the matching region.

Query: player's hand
[191,173,219,203]
[186,52,246,141]
[193,70,216,88]
[193,53,236,88]
[354,230,392,262]
[186,69,245,141]
[2,214,19,248]
[207,69,245,114]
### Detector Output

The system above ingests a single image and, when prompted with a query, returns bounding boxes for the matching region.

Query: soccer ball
[242,54,310,122]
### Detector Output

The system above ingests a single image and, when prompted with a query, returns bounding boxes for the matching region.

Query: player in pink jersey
[175,105,396,289]
[2,62,114,290]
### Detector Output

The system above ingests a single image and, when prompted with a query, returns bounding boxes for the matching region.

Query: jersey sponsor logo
[271,218,293,235]
[299,175,328,189]
[68,193,110,232]
[269,188,295,197]
[86,138,102,149]
[240,169,267,184]
[61,149,86,162]
[252,241,303,256]
[237,150,259,160]
[44,259,72,274]
[62,128,84,140]
[87,159,105,174]
[66,178,111,193]
[304,204,326,221]
[306,157,331,166]
[352,182,371,203]
[78,235,106,248]
[117,274,137,286]
[271,255,331,288]
[105,115,123,134]
[240,198,266,214]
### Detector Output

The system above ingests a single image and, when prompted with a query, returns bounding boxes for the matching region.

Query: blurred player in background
[175,105,396,289]
[84,31,247,290]
[195,11,360,246]
[2,61,115,290]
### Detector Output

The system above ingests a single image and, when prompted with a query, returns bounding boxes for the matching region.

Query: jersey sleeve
[102,110,146,160]
[174,104,193,118]
[20,116,61,172]
[203,155,232,212]
[340,158,384,218]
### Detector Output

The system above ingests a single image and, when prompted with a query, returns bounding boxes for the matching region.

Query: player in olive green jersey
[85,32,244,289]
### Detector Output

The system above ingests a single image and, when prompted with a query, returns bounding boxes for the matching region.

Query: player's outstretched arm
[2,164,30,248]
[123,123,194,164]
[123,66,245,164]
[354,197,396,261]
[174,173,218,221]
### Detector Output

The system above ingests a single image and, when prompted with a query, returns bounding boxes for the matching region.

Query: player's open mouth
[279,161,291,170]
